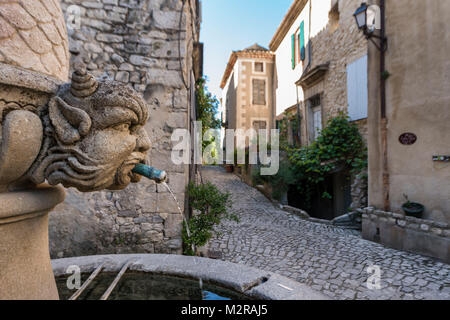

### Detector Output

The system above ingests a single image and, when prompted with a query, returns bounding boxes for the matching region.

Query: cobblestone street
[202,166,450,300]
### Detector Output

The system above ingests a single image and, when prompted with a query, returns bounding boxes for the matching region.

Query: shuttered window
[254,62,264,72]
[253,121,267,130]
[252,79,266,105]
[347,55,368,121]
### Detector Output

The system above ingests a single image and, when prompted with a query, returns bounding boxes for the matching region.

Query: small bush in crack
[183,182,239,256]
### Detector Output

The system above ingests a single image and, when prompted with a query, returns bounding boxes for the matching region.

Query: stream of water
[161,182,194,254]
[162,182,232,300]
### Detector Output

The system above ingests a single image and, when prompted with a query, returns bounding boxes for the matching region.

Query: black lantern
[353,2,368,31]
[353,2,387,51]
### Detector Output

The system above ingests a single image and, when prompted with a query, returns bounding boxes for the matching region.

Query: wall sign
[433,156,450,162]
[399,133,417,145]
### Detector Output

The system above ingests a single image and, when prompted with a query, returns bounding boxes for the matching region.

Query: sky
[199,0,293,107]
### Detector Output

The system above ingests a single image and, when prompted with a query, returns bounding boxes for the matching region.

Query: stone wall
[367,0,450,223]
[299,0,368,212]
[49,0,200,258]
[300,0,368,143]
[362,207,450,263]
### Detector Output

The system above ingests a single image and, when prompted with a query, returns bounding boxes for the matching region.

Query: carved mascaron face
[29,69,151,192]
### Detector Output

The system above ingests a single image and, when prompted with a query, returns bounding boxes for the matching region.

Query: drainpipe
[296,87,302,144]
[379,0,390,211]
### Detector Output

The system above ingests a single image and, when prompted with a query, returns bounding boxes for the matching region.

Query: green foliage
[183,182,238,255]
[196,78,221,153]
[278,111,301,149]
[257,158,297,201]
[258,113,367,205]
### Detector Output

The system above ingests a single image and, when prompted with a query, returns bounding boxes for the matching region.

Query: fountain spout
[132,164,167,184]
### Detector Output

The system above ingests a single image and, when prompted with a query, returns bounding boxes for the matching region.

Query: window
[307,95,322,142]
[310,95,321,108]
[254,62,264,73]
[252,79,266,105]
[291,21,305,69]
[312,107,322,140]
[253,120,267,131]
[346,55,368,121]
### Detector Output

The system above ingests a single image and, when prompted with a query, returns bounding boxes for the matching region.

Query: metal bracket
[366,34,388,52]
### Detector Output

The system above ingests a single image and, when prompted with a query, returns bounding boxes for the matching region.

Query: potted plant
[225,164,234,173]
[401,194,424,218]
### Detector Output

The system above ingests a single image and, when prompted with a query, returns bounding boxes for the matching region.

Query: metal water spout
[132,164,167,183]
[133,165,194,253]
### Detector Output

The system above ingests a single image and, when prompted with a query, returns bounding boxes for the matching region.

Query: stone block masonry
[362,207,450,263]
[49,0,200,258]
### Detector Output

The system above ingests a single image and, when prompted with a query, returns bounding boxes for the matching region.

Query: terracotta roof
[243,43,269,52]
[220,44,274,89]
[269,0,309,52]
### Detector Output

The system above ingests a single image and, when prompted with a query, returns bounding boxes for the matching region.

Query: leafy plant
[183,182,238,255]
[195,77,221,154]
[256,113,367,207]
[403,194,413,208]
[277,111,301,149]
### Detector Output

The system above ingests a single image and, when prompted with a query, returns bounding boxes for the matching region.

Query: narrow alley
[202,166,450,300]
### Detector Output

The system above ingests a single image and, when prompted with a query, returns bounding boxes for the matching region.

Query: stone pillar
[0,0,71,299]
[0,187,65,300]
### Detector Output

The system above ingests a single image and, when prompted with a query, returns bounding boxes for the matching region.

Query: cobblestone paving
[202,166,450,300]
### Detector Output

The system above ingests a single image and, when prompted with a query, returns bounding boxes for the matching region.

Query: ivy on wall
[257,113,367,205]
[277,110,301,150]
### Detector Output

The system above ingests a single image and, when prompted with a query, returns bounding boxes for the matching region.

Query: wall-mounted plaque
[399,133,417,145]
[433,156,450,162]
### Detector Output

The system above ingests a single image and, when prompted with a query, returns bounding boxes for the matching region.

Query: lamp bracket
[364,30,388,52]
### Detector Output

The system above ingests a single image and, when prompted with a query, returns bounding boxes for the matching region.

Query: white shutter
[347,55,368,121]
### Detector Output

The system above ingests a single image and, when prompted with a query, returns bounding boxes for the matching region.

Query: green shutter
[300,21,305,61]
[291,34,295,69]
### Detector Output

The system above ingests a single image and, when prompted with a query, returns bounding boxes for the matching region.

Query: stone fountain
[0,1,328,301]
[0,0,155,299]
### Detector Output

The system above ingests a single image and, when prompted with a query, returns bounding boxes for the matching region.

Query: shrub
[183,182,238,255]
[255,113,367,206]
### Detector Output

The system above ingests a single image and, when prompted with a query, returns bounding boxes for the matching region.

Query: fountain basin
[52,254,329,300]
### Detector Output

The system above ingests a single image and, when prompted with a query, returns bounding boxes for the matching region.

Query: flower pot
[225,165,234,173]
[402,202,425,218]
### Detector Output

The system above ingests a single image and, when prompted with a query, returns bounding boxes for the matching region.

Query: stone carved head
[27,65,151,192]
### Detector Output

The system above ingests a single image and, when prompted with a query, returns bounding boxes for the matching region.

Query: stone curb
[52,254,330,300]
[362,207,449,238]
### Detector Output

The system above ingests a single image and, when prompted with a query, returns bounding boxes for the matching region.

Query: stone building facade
[269,0,369,219]
[49,0,202,258]
[364,0,449,262]
[295,0,368,145]
[367,0,450,223]
[270,0,368,146]
[220,44,276,148]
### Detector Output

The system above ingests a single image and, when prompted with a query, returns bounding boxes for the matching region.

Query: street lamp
[353,2,368,31]
[353,2,387,51]
[354,1,390,211]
